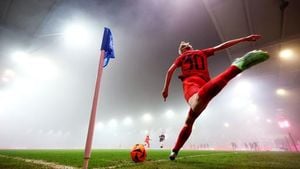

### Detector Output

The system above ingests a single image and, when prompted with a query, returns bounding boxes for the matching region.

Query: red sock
[173,109,195,152]
[198,65,241,104]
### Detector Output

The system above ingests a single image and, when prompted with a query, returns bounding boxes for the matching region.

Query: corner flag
[101,27,115,67]
[83,27,115,169]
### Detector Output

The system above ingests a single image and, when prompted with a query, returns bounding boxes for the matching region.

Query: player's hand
[162,90,168,102]
[246,34,261,41]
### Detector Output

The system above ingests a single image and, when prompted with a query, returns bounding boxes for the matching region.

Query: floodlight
[276,88,287,96]
[10,50,58,81]
[11,51,29,64]
[3,69,15,77]
[63,23,92,48]
[17,57,58,80]
[143,113,152,122]
[278,120,290,128]
[224,122,229,128]
[108,119,118,128]
[279,49,294,60]
[96,122,104,130]
[165,110,175,119]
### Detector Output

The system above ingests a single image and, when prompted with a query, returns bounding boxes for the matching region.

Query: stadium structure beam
[0,0,13,22]
[201,0,233,63]
[242,0,256,50]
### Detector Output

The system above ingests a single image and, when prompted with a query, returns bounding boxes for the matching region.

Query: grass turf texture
[0,149,299,169]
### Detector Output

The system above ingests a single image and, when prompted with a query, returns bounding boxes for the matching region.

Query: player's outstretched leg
[190,50,269,113]
[232,50,269,71]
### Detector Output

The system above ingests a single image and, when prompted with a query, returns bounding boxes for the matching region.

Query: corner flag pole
[82,27,114,169]
[83,50,105,169]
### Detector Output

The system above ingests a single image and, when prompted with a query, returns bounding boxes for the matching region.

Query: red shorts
[182,76,207,102]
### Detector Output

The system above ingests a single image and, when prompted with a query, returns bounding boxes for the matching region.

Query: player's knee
[188,93,200,110]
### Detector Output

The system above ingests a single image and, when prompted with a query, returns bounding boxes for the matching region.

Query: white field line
[0,154,78,169]
[96,152,235,169]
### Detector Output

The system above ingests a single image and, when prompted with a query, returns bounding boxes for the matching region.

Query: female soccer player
[159,132,166,148]
[144,134,151,148]
[162,34,269,160]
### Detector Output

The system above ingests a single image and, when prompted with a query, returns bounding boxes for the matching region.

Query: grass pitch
[0,149,299,169]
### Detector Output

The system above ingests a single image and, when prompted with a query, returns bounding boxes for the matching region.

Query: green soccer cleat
[232,50,269,71]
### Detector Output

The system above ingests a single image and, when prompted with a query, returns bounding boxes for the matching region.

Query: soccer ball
[130,144,147,162]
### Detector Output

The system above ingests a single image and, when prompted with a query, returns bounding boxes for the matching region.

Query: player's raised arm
[212,34,261,52]
[162,63,178,101]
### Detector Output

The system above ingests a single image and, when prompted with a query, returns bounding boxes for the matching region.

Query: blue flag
[100,27,115,67]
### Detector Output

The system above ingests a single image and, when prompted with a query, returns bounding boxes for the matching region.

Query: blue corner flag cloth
[100,27,115,67]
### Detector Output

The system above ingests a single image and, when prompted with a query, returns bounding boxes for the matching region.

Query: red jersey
[145,135,150,142]
[174,48,215,81]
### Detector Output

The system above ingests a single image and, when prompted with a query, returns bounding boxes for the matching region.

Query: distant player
[144,134,151,148]
[162,34,269,160]
[159,133,166,148]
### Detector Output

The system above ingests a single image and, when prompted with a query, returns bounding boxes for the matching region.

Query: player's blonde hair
[178,41,192,54]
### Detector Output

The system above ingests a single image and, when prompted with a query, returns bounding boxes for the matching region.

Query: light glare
[276,88,287,96]
[30,57,58,80]
[63,23,91,48]
[279,49,294,60]
[96,122,104,130]
[165,110,175,119]
[224,122,229,128]
[278,120,290,128]
[266,119,272,123]
[11,51,29,63]
[108,119,118,128]
[143,113,152,122]
[10,51,58,81]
